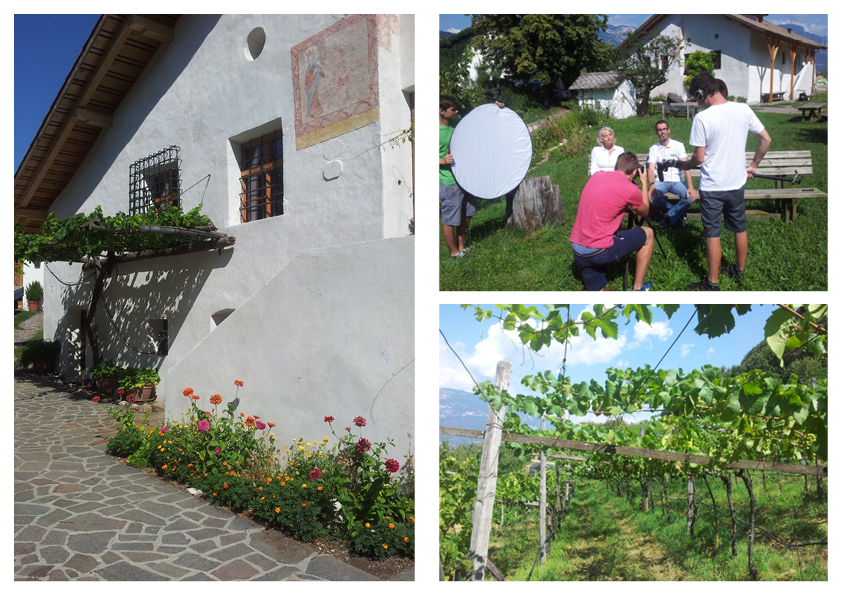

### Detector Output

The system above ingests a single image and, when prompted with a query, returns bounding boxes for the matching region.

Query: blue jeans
[650,180,690,225]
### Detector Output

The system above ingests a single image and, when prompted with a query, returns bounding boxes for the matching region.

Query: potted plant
[19,339,61,373]
[119,367,161,402]
[90,360,122,397]
[25,281,43,312]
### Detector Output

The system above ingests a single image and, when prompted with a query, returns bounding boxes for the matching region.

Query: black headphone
[693,87,708,101]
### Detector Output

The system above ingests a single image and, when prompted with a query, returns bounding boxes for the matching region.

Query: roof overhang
[14,15,180,233]
[617,14,827,53]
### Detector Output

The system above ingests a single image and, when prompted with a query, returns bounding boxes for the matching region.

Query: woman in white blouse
[589,126,624,176]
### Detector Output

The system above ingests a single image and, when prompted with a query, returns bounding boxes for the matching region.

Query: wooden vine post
[539,417,547,566]
[468,359,512,581]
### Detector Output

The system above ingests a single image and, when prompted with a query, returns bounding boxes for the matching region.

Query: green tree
[616,33,683,117]
[470,15,614,88]
[683,50,716,88]
[439,27,483,112]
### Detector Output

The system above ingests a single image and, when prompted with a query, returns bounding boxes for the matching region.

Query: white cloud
[681,343,694,357]
[616,360,628,368]
[632,320,673,346]
[707,347,715,358]
[446,28,461,34]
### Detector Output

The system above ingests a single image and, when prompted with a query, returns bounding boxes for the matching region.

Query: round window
[245,27,266,61]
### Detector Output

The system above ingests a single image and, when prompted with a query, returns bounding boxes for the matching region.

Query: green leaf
[764,307,797,365]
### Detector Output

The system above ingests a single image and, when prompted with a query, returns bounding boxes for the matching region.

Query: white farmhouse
[569,72,637,119]
[620,14,826,103]
[14,14,415,457]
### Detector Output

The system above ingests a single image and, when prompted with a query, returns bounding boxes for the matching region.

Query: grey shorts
[440,183,477,226]
[699,186,747,237]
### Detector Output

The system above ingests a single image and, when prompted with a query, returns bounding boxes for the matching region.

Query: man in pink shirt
[570,152,654,290]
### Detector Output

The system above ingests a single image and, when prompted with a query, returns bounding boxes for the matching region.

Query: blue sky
[439,14,828,37]
[14,14,100,170]
[440,304,777,422]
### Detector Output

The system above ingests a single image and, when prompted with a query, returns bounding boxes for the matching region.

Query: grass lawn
[488,473,827,581]
[440,111,827,291]
[14,311,39,329]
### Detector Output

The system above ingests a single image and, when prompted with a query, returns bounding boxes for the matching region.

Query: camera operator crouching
[680,73,772,290]
[570,152,654,291]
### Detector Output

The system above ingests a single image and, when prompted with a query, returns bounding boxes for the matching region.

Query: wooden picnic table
[798,103,826,121]
[661,102,701,119]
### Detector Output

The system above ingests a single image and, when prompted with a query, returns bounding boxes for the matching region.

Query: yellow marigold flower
[280,481,286,486]
[302,502,308,509]
[404,537,409,542]
[301,484,307,488]
[261,497,265,500]
[162,464,168,469]
[258,487,263,491]
[275,508,281,513]
[223,483,229,489]
[267,477,272,483]
[382,544,387,549]
[389,523,395,529]
[365,523,370,528]
[317,487,323,491]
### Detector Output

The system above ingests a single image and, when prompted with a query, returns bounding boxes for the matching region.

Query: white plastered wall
[42,14,414,459]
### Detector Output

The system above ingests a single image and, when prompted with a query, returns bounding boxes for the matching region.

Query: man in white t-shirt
[680,73,771,291]
[647,120,698,226]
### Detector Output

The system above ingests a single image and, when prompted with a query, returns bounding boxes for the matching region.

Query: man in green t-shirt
[439,94,474,258]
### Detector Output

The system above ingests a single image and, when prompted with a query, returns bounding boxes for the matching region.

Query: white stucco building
[14,14,415,457]
[569,72,637,119]
[620,14,826,103]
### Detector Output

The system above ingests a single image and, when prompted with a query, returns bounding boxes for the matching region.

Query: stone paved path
[14,375,413,581]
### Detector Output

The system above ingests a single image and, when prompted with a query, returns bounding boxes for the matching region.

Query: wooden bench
[660,102,702,119]
[761,92,785,103]
[798,103,826,121]
[587,151,825,222]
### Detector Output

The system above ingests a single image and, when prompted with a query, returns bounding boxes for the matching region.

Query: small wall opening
[212,308,235,329]
[148,319,168,355]
[245,27,266,61]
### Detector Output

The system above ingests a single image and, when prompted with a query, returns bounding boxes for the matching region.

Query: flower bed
[97,381,414,559]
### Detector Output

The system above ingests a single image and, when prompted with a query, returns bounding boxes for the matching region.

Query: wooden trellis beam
[439,426,827,476]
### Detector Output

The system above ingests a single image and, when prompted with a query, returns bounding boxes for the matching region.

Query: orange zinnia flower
[191,394,200,400]
[210,394,222,405]
[280,481,286,486]
[245,416,256,428]
[183,388,194,396]
[267,422,276,428]
[223,483,229,489]
[234,380,244,387]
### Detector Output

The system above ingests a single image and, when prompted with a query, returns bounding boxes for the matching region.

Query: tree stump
[507,176,565,230]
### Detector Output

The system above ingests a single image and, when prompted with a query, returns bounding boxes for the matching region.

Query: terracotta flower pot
[27,300,41,312]
[132,384,157,402]
[95,376,118,397]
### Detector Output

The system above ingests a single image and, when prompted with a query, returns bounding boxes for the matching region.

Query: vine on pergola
[14,204,234,367]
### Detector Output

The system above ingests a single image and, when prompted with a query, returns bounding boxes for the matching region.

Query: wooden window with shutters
[239,130,284,222]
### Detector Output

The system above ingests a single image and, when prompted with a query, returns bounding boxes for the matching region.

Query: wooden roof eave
[14,15,179,231]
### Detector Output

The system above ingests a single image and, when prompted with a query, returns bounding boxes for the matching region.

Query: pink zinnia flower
[324,416,334,423]
[385,459,400,473]
[92,396,101,403]
[197,420,210,433]
[309,468,323,481]
[161,426,169,433]
[355,438,371,454]
[215,447,222,456]
[255,420,266,430]
[353,416,366,427]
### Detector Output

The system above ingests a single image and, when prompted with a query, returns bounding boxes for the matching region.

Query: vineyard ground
[486,473,827,581]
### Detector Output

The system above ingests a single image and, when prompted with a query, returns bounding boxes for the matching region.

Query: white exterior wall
[578,81,636,119]
[647,15,813,103]
[20,263,45,311]
[42,14,414,458]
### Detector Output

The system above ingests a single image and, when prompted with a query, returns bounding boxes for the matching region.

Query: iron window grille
[239,130,283,222]
[129,146,182,215]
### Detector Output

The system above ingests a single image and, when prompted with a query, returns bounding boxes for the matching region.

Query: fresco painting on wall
[292,14,380,149]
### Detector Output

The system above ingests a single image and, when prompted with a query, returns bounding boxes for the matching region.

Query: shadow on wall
[54,246,233,380]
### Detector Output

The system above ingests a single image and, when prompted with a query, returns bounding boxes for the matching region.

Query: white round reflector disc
[450,104,532,199]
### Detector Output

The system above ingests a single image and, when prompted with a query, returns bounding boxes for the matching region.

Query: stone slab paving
[14,375,413,581]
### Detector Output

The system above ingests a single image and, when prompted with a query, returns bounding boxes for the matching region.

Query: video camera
[656,159,683,182]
